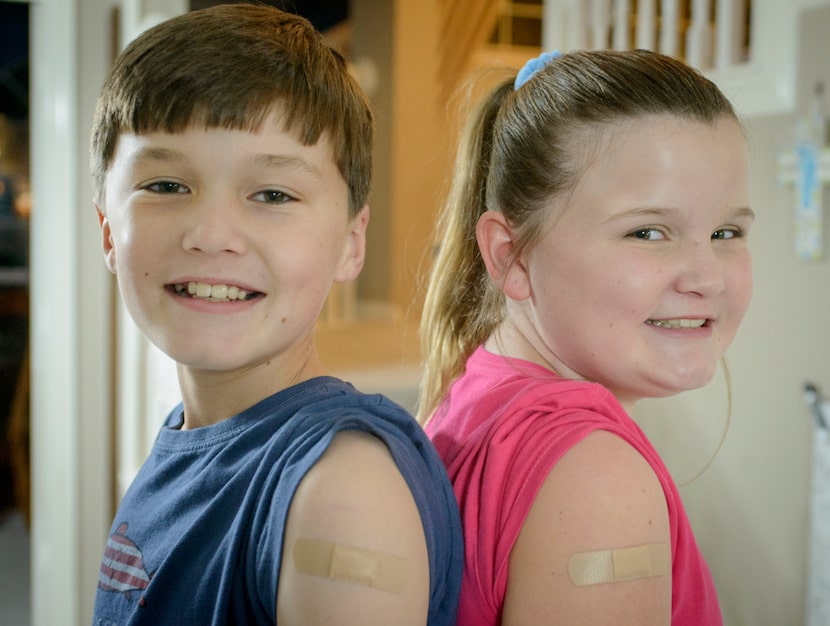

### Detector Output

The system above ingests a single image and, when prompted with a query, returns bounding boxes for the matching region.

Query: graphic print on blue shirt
[99,522,152,607]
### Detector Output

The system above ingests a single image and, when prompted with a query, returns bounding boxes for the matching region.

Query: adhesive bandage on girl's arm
[292,538,411,593]
[568,543,670,586]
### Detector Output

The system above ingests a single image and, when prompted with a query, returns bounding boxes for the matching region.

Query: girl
[418,49,753,625]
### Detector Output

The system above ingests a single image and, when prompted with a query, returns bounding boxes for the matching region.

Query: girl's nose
[674,240,726,297]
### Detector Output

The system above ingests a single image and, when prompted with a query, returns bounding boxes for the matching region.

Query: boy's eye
[144,181,187,194]
[252,189,295,204]
[627,227,665,241]
[712,228,740,240]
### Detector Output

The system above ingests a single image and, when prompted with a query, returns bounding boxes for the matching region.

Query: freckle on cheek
[281,317,287,324]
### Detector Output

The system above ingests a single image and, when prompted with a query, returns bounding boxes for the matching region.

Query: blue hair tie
[514,50,562,90]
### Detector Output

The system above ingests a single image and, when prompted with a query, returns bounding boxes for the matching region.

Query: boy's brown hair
[90,3,373,216]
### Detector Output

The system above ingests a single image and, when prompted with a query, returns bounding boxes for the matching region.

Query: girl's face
[504,115,753,409]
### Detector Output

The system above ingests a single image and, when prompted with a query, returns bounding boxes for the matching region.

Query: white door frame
[26,0,179,623]
[28,0,114,623]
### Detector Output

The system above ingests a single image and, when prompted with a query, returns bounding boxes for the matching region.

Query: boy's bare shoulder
[276,430,430,626]
[286,430,426,535]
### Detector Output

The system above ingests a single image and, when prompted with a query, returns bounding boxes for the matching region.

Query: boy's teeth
[646,318,705,329]
[174,282,250,301]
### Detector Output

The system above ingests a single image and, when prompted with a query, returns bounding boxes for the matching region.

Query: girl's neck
[488,321,640,413]
[486,320,557,374]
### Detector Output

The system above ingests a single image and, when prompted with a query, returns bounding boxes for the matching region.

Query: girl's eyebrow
[605,205,756,223]
[731,206,756,221]
[604,207,677,224]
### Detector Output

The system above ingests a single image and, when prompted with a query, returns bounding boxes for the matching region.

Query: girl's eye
[712,228,740,240]
[144,181,187,194]
[253,190,295,204]
[628,227,665,241]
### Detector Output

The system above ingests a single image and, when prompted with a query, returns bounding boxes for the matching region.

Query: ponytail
[417,77,514,423]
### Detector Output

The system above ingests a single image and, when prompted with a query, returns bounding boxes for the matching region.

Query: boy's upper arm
[501,430,672,626]
[276,430,430,626]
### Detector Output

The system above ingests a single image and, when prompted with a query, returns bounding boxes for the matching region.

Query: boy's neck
[175,349,327,429]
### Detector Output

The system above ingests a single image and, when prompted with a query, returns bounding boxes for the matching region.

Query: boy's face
[97,114,367,378]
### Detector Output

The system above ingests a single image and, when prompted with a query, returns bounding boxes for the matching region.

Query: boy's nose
[674,240,725,296]
[180,198,247,255]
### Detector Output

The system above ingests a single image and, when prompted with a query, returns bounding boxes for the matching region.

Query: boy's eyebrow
[254,153,323,180]
[128,146,186,167]
[124,147,323,181]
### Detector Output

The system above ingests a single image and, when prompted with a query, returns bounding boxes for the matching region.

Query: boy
[89,5,462,625]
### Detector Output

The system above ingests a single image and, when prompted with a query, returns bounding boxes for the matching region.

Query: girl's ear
[96,205,117,274]
[476,210,531,301]
[333,205,369,283]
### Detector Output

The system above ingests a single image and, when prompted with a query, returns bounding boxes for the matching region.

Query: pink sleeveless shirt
[426,347,722,625]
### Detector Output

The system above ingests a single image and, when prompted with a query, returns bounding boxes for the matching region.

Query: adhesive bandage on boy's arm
[277,432,431,625]
[568,543,670,586]
[292,538,410,593]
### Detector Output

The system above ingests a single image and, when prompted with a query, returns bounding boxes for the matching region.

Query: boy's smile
[97,114,368,422]
[171,281,259,302]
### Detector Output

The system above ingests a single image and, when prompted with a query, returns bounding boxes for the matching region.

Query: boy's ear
[96,205,117,274]
[333,205,370,283]
[476,210,531,301]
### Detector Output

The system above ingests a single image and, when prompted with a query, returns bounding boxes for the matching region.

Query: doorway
[0,2,30,623]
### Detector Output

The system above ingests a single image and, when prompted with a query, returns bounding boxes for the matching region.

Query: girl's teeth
[195,282,211,298]
[647,318,705,329]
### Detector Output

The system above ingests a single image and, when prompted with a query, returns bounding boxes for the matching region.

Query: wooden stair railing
[439,0,503,98]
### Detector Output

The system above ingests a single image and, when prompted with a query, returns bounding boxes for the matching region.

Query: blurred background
[2,1,830,625]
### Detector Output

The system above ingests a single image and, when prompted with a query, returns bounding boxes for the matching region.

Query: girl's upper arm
[501,430,672,626]
[276,430,431,626]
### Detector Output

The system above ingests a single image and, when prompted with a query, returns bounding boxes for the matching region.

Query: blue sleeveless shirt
[92,377,462,625]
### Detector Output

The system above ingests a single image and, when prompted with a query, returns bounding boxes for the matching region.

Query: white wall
[633,6,830,625]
